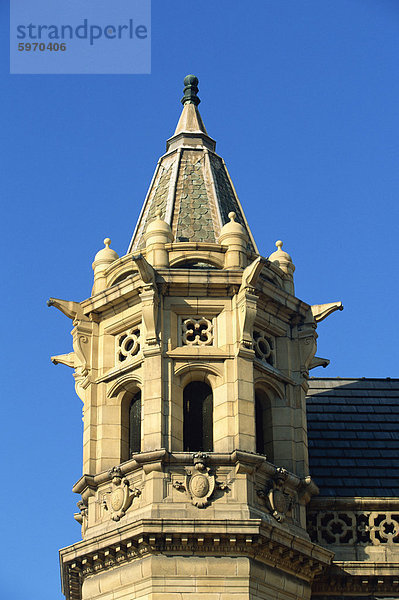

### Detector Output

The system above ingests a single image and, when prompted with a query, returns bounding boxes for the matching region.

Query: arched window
[129,391,141,455]
[255,390,273,460]
[183,381,213,452]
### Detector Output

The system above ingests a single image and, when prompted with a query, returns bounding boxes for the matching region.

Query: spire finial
[104,237,111,248]
[275,240,283,251]
[181,74,200,106]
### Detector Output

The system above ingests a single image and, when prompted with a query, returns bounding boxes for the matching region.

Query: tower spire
[128,75,258,254]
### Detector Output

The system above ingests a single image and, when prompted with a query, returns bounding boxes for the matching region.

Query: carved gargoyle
[47,297,92,402]
[311,302,343,323]
[298,301,343,377]
[239,256,267,294]
[47,298,86,325]
[132,254,156,285]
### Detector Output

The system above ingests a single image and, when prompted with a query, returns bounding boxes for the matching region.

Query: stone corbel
[297,308,318,378]
[298,334,317,378]
[72,321,93,403]
[74,500,88,536]
[311,302,343,323]
[72,324,91,376]
[132,254,160,347]
[237,287,258,350]
[139,284,159,347]
[236,257,266,351]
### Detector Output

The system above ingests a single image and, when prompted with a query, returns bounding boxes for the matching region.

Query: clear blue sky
[1,1,398,598]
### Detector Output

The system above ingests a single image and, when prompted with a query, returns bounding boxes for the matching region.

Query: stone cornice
[72,449,317,504]
[81,267,309,326]
[165,241,227,254]
[309,496,399,510]
[254,359,298,386]
[60,517,333,600]
[313,562,399,596]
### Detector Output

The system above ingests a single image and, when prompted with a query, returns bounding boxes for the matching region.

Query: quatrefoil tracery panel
[308,510,399,547]
[370,512,399,545]
[253,330,275,366]
[181,317,214,347]
[319,512,356,545]
[117,327,141,363]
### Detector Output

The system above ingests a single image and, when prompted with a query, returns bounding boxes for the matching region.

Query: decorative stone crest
[103,467,141,521]
[257,467,293,522]
[185,453,215,507]
[173,453,232,508]
[182,317,214,346]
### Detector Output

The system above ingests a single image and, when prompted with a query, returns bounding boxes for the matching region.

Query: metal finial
[181,74,200,106]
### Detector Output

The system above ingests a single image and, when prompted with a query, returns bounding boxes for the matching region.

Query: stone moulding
[60,517,333,600]
[71,449,316,501]
[79,260,311,325]
[70,450,319,553]
[312,562,399,597]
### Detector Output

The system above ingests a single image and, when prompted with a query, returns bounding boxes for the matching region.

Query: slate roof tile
[307,378,399,497]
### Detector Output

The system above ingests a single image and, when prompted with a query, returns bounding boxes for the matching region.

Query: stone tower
[51,75,342,600]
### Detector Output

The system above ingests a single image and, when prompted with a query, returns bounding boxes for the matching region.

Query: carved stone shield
[273,489,290,515]
[186,470,215,507]
[110,487,124,512]
[190,474,209,498]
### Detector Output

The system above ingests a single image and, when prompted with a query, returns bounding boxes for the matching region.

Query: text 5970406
[18,43,67,52]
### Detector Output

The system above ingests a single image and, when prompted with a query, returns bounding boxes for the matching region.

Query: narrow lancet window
[129,391,142,455]
[183,381,213,452]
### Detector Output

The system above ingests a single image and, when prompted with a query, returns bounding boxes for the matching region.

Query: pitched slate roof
[306,378,399,497]
[127,76,257,253]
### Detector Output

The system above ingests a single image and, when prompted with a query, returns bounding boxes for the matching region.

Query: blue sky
[1,1,399,598]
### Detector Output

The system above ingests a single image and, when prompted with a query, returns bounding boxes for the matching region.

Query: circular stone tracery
[118,328,141,362]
